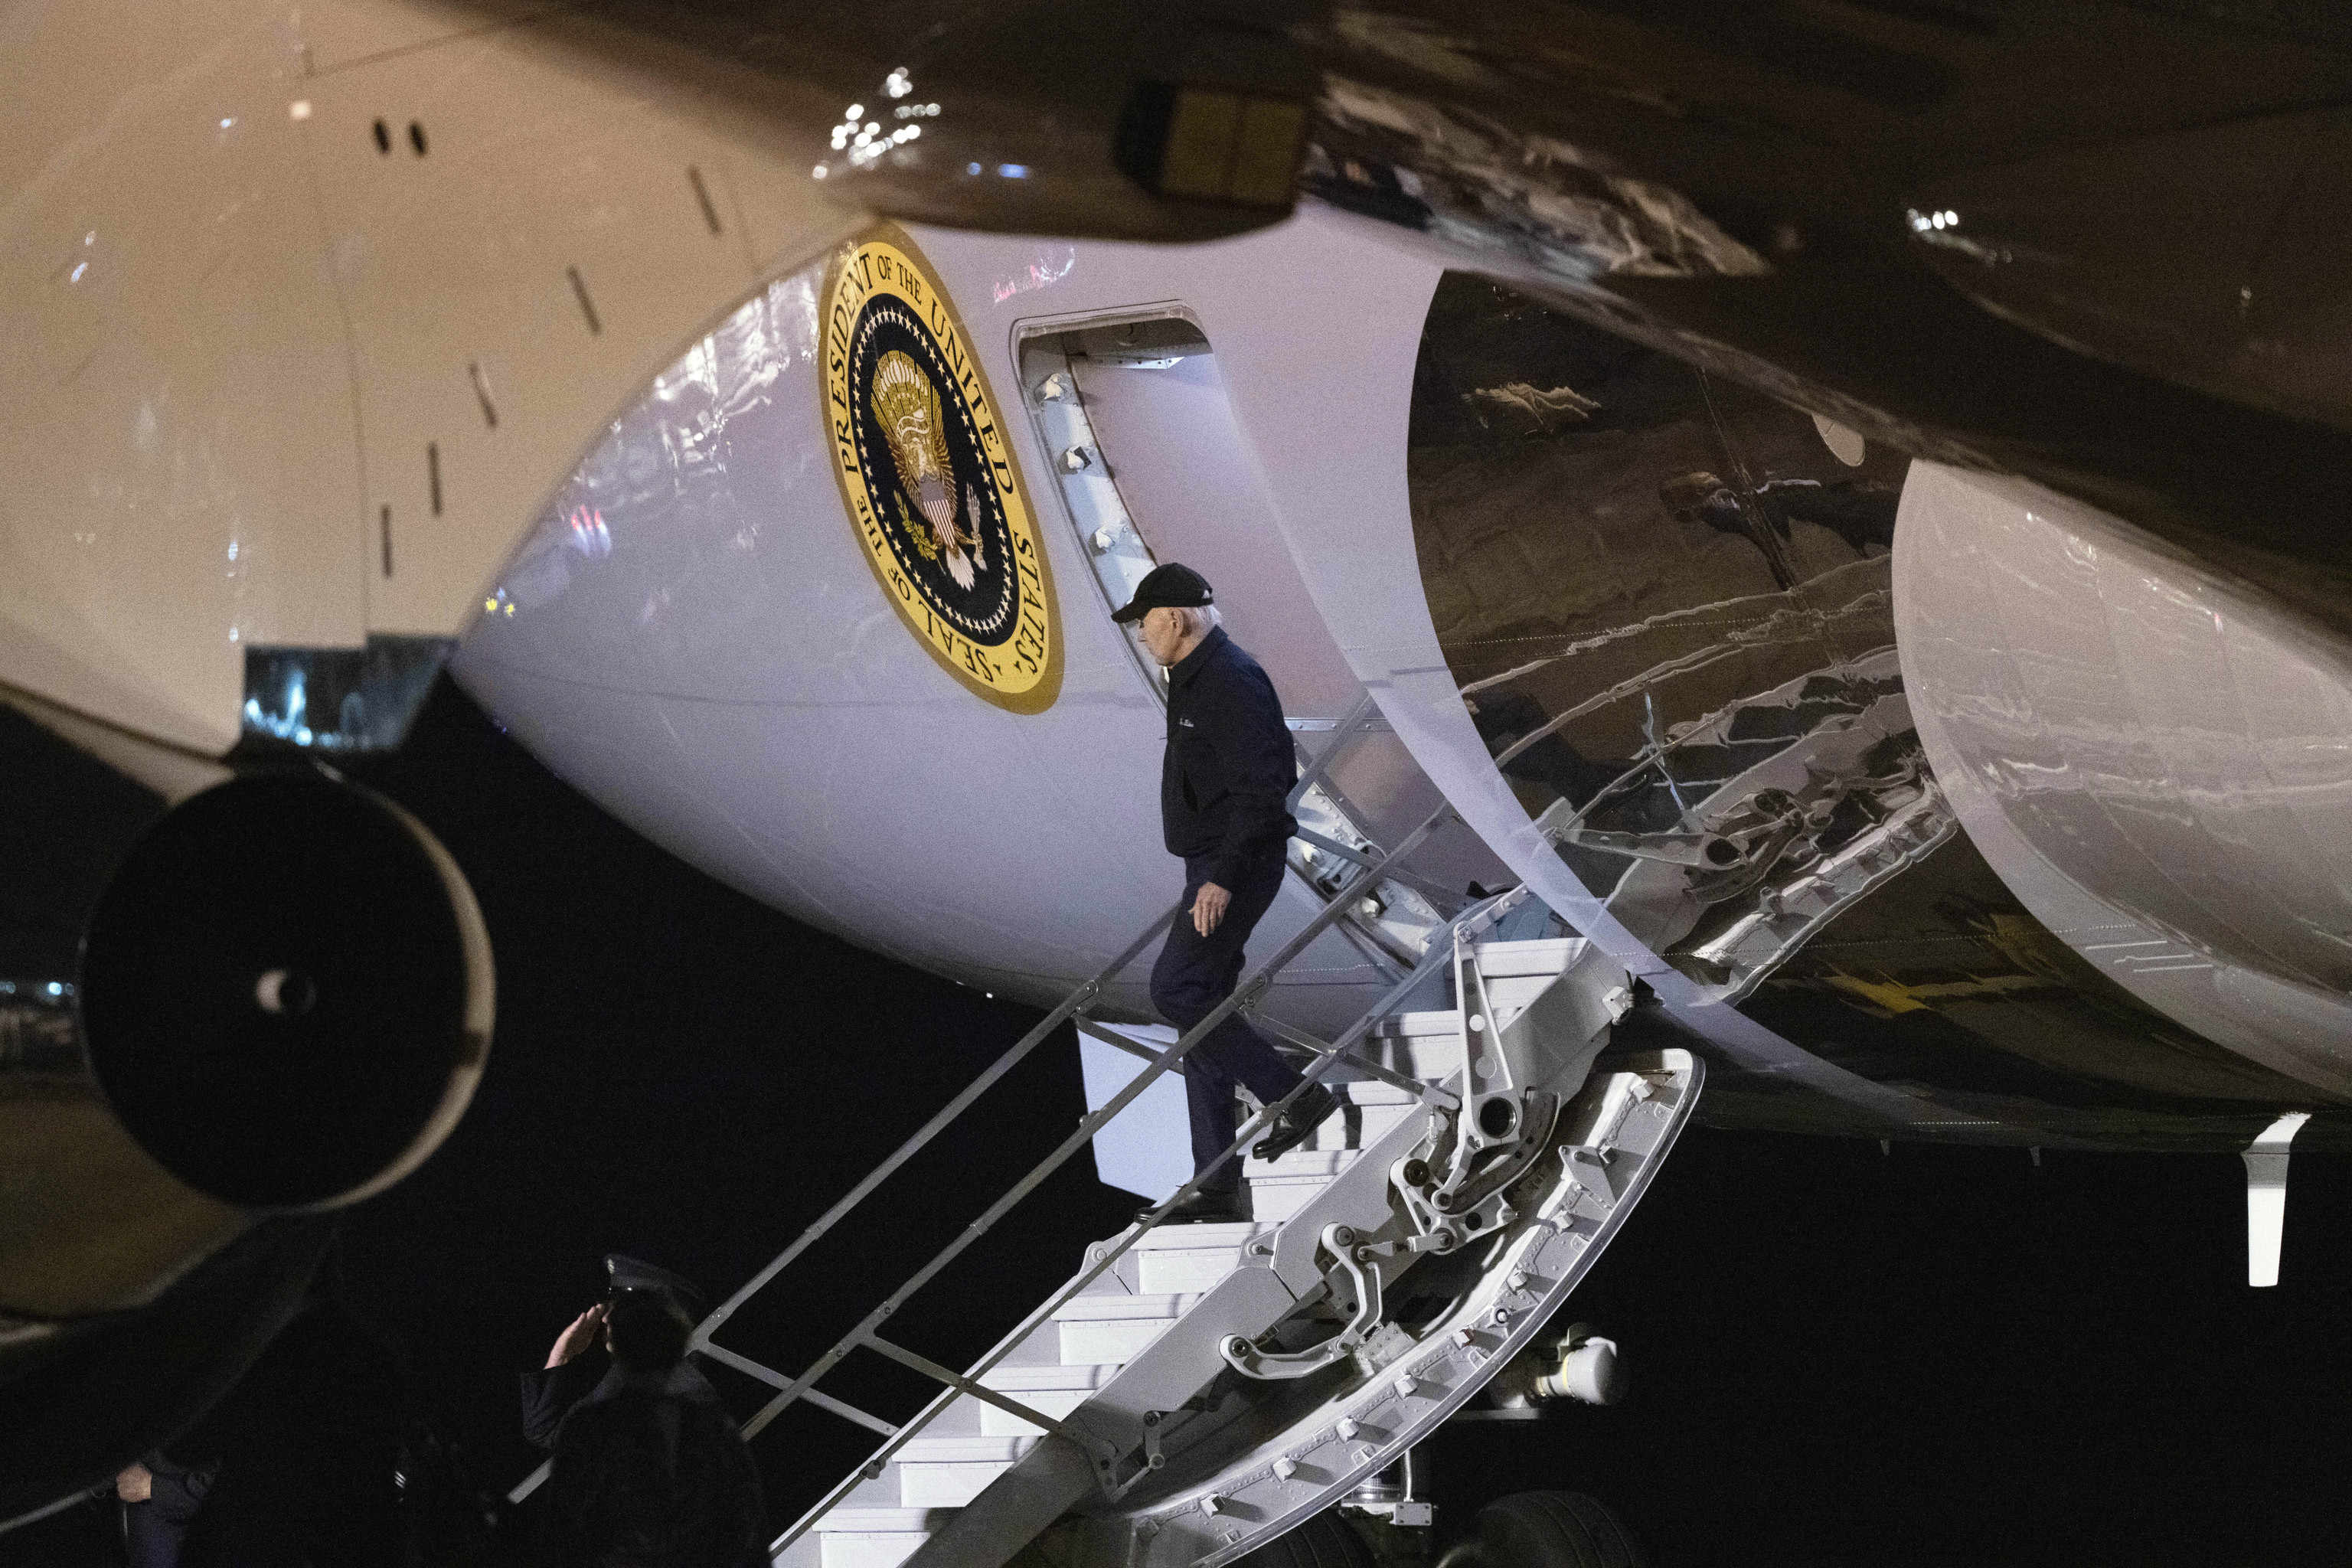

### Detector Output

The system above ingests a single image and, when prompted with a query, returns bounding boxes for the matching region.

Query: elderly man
[1112,564,1338,1223]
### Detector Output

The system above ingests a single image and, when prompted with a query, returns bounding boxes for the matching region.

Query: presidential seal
[823,230,1061,712]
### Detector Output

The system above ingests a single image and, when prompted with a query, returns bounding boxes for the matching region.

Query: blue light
[45,982,64,997]
[997,164,1029,179]
[967,162,983,176]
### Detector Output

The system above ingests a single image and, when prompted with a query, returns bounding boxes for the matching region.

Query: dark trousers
[1150,856,1302,1195]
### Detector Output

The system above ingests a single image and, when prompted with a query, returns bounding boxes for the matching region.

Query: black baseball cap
[1110,562,1215,623]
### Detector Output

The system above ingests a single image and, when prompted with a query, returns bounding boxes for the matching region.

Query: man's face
[1137,606,1191,667]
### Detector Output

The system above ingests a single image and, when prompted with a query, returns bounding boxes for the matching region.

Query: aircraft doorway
[1014,309,1514,970]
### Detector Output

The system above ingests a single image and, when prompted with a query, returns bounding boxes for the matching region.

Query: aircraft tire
[1235,1509,1376,1566]
[1461,1491,1648,1568]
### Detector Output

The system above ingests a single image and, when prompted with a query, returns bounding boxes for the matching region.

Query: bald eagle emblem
[871,351,986,590]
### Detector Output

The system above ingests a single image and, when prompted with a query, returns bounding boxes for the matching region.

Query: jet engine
[0,692,492,1524]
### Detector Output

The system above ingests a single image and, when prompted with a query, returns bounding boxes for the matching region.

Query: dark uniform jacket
[522,1356,722,1449]
[540,1383,766,1568]
[1161,626,1297,889]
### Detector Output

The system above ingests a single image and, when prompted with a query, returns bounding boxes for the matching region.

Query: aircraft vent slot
[372,119,390,155]
[407,120,427,156]
[566,266,602,335]
[468,360,499,429]
[686,165,724,234]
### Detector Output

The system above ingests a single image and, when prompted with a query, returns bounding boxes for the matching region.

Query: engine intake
[80,773,492,1210]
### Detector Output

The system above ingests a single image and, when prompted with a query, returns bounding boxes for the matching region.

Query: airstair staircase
[511,792,1701,1568]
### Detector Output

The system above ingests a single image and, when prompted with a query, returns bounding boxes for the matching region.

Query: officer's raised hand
[547,1303,608,1368]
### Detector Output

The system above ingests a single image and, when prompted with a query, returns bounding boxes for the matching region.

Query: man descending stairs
[770,923,1702,1568]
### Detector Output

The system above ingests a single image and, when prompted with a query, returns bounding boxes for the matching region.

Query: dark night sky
[18,681,2351,1565]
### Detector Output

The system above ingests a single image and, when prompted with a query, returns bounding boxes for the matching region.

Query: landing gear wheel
[1234,1509,1376,1567]
[1456,1491,1647,1568]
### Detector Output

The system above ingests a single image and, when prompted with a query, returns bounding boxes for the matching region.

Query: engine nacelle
[0,691,490,1521]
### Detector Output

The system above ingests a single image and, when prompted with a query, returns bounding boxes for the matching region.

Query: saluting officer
[522,1254,721,1449]
[1112,564,1338,1223]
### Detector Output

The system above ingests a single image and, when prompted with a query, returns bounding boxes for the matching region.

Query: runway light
[289,100,312,120]
[998,164,1029,179]
[885,67,912,100]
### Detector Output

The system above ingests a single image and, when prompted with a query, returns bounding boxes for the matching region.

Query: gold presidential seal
[823,230,1060,712]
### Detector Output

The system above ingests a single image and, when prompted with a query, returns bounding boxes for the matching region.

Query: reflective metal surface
[1897,462,2352,1099]
[1404,276,2324,1145]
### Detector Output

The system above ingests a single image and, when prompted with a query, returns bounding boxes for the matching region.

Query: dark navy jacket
[1161,626,1298,888]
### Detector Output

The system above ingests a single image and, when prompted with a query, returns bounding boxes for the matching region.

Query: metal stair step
[978,1363,1116,1391]
[1122,1220,1262,1250]
[1122,1220,1266,1293]
[815,1509,958,1534]
[1248,1148,1357,1179]
[1047,1291,1200,1321]
[971,1361,1115,1435]
[1050,1291,1200,1365]
[894,1436,1038,1508]
[817,1527,929,1568]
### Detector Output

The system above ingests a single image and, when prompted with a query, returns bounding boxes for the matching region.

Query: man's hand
[547,1303,608,1369]
[116,1463,152,1504]
[1191,882,1231,936]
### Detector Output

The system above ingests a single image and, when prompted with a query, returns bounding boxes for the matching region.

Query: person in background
[523,1255,722,1450]
[117,1450,214,1568]
[540,1291,766,1568]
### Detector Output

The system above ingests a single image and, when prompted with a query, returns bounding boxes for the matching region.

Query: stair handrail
[764,872,1542,1557]
[508,769,1513,1518]
[505,903,1185,1502]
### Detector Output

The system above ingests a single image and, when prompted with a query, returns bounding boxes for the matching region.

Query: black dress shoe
[1251,1083,1341,1163]
[1142,1188,1248,1226]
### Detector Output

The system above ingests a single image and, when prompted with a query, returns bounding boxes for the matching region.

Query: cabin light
[289,100,312,120]
[812,165,828,179]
